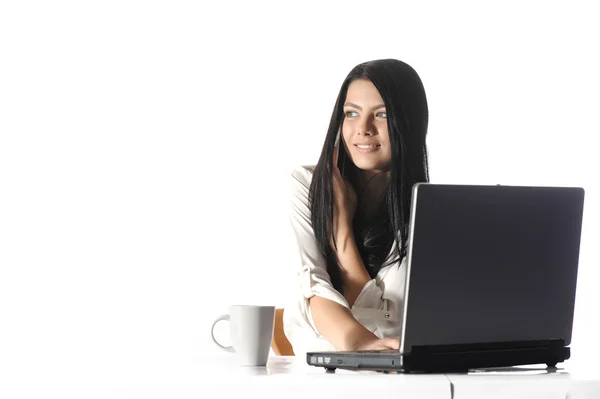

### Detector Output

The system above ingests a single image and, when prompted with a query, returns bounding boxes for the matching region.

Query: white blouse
[283,165,408,355]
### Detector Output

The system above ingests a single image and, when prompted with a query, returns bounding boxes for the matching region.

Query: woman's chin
[352,160,389,173]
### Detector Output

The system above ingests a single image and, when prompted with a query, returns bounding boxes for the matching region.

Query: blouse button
[385,312,390,319]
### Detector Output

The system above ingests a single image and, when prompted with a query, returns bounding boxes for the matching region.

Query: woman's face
[341,79,392,173]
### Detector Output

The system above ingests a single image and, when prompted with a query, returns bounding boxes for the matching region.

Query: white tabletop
[106,352,600,399]
[444,358,600,399]
[114,354,451,399]
[446,366,573,399]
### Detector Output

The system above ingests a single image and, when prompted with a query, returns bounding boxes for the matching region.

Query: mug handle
[211,314,235,353]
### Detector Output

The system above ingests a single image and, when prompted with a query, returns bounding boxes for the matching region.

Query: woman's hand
[332,145,357,233]
[309,296,399,352]
[343,323,400,351]
[352,335,400,351]
[353,336,400,351]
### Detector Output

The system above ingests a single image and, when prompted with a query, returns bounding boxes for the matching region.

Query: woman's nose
[357,117,374,136]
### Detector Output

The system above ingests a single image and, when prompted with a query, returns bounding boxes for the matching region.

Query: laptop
[307,183,585,373]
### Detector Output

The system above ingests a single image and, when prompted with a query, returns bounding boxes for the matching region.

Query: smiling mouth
[354,144,381,153]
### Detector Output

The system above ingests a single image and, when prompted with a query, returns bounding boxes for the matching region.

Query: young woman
[284,59,430,355]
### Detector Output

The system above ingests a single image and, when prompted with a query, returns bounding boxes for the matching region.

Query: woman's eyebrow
[344,102,386,110]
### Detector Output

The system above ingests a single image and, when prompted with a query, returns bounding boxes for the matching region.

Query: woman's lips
[354,144,381,153]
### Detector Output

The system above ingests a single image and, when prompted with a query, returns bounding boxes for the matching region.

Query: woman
[283,59,430,355]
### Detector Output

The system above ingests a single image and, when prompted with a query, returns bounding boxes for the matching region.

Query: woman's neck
[353,169,390,222]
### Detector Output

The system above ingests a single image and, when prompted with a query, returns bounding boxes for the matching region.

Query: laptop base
[307,341,570,373]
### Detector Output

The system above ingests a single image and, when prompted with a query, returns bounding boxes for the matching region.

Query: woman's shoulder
[290,165,316,189]
[289,166,315,219]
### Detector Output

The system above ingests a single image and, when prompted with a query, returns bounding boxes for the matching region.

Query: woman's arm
[309,295,399,351]
[287,165,396,352]
[331,146,371,307]
[333,222,371,307]
[311,146,398,351]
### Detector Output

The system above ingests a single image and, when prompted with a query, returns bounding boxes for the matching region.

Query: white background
[1,0,599,395]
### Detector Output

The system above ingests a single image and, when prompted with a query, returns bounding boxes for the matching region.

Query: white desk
[114,354,451,399]
[446,367,575,399]
[445,357,600,399]
[108,353,600,399]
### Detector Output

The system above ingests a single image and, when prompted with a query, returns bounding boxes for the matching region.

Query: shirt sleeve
[288,166,386,336]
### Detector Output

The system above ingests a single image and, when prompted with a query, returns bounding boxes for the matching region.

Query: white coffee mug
[211,305,275,366]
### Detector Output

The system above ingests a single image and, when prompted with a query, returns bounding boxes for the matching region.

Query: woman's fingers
[360,337,400,351]
[383,337,400,349]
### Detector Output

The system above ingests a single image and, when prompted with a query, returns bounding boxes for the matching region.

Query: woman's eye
[345,111,358,117]
[377,111,387,118]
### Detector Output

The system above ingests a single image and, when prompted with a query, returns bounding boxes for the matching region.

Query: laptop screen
[400,183,584,353]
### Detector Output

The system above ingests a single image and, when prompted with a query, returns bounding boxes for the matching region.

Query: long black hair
[309,59,430,293]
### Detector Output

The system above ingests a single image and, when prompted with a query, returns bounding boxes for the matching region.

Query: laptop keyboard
[350,349,399,354]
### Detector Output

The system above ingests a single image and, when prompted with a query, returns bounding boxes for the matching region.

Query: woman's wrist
[333,223,354,253]
[334,227,370,282]
[342,324,378,351]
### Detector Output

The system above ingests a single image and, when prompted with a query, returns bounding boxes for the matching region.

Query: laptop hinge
[408,339,565,355]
